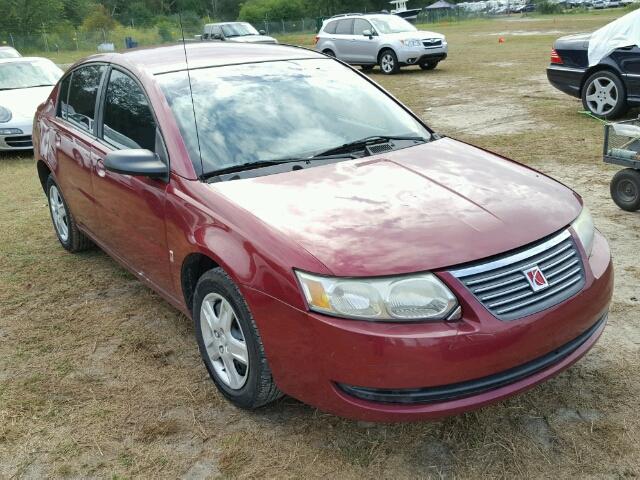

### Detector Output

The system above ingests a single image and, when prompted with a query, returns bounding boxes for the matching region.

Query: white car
[0,57,62,151]
[0,46,21,59]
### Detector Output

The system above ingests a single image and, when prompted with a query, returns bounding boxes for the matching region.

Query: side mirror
[363,29,374,38]
[104,149,168,181]
[259,29,266,35]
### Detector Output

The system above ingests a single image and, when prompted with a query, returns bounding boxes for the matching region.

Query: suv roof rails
[328,13,363,19]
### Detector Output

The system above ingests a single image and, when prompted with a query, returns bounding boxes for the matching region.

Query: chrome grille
[5,135,32,148]
[451,230,585,321]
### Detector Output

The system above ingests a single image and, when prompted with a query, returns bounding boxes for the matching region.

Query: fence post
[9,33,14,48]
[282,19,285,34]
[74,29,79,50]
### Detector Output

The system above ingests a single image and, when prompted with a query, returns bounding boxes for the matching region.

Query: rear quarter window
[323,21,338,34]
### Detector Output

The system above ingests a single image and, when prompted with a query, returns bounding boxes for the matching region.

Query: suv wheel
[379,49,399,75]
[420,61,438,71]
[582,70,627,119]
[193,268,282,409]
[322,49,335,57]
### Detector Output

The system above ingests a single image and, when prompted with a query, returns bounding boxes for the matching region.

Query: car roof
[82,42,325,75]
[0,46,18,51]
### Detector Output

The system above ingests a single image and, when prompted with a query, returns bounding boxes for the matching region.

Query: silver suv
[315,13,447,74]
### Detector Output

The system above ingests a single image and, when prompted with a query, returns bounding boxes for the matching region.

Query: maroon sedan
[33,42,613,422]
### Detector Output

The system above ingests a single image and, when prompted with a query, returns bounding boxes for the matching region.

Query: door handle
[95,158,106,178]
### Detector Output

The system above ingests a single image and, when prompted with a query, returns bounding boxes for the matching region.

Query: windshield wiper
[202,153,357,179]
[312,135,428,158]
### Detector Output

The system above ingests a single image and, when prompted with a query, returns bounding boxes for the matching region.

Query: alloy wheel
[381,53,395,74]
[200,293,249,390]
[585,77,618,116]
[49,185,69,242]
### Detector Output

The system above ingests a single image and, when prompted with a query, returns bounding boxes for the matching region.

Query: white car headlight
[0,106,12,123]
[295,271,460,321]
[571,206,595,257]
[402,39,422,48]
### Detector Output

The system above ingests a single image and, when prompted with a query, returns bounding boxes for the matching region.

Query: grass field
[2,11,640,479]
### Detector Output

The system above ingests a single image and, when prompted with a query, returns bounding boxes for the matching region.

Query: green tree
[0,0,64,33]
[81,4,118,31]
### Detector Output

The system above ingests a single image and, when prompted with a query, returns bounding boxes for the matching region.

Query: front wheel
[379,50,400,75]
[581,71,627,119]
[610,168,640,211]
[420,61,438,70]
[193,268,282,409]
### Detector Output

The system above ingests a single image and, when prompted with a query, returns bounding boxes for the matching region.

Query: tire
[46,175,93,252]
[581,70,627,119]
[322,49,335,57]
[361,65,374,72]
[420,61,438,71]
[610,168,640,211]
[379,49,400,75]
[193,267,282,409]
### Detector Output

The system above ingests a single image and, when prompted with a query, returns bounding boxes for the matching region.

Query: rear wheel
[420,61,438,70]
[193,268,282,409]
[610,168,640,211]
[582,70,627,119]
[379,49,399,75]
[322,49,335,57]
[46,175,92,252]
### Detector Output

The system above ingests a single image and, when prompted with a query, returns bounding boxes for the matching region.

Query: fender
[165,175,332,313]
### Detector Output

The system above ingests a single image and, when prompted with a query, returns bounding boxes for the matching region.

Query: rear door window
[66,64,106,134]
[101,69,157,152]
[335,19,354,35]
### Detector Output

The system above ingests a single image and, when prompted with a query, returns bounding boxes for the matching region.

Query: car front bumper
[0,120,33,151]
[547,65,586,98]
[245,230,612,422]
[397,44,448,66]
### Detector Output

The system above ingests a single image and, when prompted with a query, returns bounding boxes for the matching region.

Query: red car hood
[212,138,582,277]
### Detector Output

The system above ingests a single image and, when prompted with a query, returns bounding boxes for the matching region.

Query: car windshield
[0,48,20,59]
[157,58,431,176]
[221,23,259,37]
[0,59,62,90]
[370,16,417,34]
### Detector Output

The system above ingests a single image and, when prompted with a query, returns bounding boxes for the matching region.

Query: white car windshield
[221,23,259,37]
[0,59,62,90]
[0,48,20,59]
[157,59,431,176]
[370,16,417,34]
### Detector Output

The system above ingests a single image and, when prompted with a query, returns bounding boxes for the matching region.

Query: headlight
[295,271,460,321]
[571,206,595,257]
[402,39,422,48]
[0,106,12,123]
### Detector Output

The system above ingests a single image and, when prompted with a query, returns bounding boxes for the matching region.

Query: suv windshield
[221,22,259,37]
[0,59,62,90]
[157,59,431,177]
[370,16,417,34]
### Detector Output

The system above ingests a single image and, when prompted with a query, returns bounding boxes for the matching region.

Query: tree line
[0,0,440,34]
